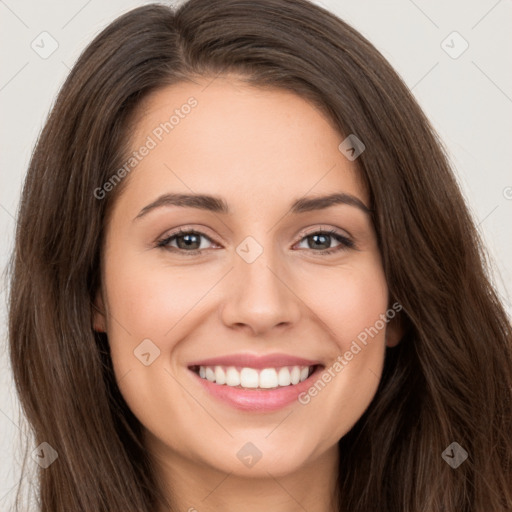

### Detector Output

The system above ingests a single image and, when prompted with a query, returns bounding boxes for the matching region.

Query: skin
[94,76,403,512]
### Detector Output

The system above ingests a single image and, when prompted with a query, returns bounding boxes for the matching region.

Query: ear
[92,288,107,333]
[385,310,404,348]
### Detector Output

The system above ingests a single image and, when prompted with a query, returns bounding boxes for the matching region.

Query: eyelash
[156,227,355,256]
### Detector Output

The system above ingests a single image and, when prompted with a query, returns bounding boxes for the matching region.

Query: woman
[8,0,512,510]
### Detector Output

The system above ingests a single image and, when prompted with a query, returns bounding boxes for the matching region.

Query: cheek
[298,257,389,347]
[102,245,389,451]
[104,252,215,350]
[104,247,389,372]
[100,253,207,440]
[293,258,389,441]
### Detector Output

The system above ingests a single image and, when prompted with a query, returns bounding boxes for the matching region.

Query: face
[94,76,402,480]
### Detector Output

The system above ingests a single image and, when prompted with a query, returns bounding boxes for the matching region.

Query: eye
[294,228,354,255]
[156,228,217,254]
[156,227,355,256]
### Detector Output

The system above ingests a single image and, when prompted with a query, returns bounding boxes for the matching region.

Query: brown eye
[156,228,354,256]
[295,230,354,255]
[157,229,215,253]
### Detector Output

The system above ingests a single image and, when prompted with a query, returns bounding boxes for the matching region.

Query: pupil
[178,234,199,250]
[311,234,329,250]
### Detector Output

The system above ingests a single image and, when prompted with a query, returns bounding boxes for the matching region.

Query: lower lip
[190,367,322,412]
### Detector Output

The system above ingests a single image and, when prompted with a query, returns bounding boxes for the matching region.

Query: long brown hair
[8,0,512,510]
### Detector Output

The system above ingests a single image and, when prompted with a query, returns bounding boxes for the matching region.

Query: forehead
[118,76,368,215]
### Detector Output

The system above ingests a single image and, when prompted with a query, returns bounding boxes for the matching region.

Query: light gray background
[1,0,511,508]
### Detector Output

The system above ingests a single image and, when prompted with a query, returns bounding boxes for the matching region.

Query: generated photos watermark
[94,96,198,200]
[298,301,403,405]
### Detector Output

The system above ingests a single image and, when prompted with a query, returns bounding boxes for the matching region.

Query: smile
[190,364,317,389]
[187,353,325,412]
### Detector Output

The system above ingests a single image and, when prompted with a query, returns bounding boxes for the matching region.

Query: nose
[220,243,302,336]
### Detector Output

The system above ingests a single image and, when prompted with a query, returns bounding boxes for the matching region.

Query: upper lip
[187,353,323,369]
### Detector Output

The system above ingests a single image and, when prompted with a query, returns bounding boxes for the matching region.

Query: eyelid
[159,224,350,241]
[156,224,355,253]
[298,224,351,239]
[293,226,355,254]
[157,224,217,241]
[156,225,219,249]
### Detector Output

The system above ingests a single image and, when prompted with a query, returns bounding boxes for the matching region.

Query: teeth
[278,367,291,386]
[290,366,301,385]
[259,368,278,389]
[226,366,240,386]
[205,367,215,382]
[195,365,314,389]
[215,366,226,385]
[240,368,259,388]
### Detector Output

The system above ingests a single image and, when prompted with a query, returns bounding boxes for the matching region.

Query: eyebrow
[133,192,372,221]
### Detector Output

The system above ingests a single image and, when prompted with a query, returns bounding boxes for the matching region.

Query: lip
[187,353,324,413]
[187,352,322,369]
